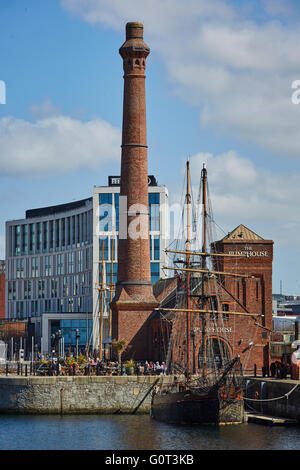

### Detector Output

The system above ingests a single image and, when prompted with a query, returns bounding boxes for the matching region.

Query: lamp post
[75,329,80,359]
[51,334,55,361]
[57,329,62,360]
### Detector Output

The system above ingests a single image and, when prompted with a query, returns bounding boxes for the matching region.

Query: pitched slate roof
[222,224,263,241]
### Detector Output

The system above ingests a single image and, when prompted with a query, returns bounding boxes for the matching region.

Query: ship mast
[201,164,207,376]
[186,160,191,382]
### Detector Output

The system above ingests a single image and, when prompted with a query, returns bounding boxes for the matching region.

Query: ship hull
[151,390,244,425]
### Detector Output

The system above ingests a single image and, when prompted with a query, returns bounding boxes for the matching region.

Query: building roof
[25,197,92,219]
[222,224,264,241]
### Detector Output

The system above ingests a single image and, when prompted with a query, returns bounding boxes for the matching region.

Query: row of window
[97,235,160,263]
[8,296,92,319]
[99,193,160,232]
[9,210,93,257]
[7,273,91,301]
[97,262,161,286]
[8,248,92,280]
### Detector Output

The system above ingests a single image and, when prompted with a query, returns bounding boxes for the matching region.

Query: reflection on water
[0,414,300,450]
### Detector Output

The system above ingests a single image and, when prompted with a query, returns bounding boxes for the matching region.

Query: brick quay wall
[0,375,166,415]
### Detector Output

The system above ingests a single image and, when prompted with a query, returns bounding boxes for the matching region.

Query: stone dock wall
[245,377,300,422]
[1,375,300,420]
[0,375,167,415]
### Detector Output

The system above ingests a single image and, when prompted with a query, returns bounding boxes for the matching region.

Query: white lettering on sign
[228,248,268,258]
[205,327,232,333]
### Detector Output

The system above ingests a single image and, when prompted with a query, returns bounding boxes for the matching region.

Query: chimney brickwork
[111,23,158,360]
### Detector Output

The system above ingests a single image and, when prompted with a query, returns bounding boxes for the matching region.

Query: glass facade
[52,319,92,349]
[5,184,167,354]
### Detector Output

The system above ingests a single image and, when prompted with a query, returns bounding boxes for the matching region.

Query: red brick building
[150,225,273,373]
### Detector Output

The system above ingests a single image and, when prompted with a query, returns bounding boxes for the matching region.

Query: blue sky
[1,0,300,294]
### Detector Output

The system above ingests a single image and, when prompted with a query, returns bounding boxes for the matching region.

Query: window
[151,262,160,285]
[56,219,60,249]
[99,193,113,231]
[66,217,71,248]
[29,224,35,253]
[78,250,83,272]
[114,193,120,232]
[45,256,52,276]
[31,300,38,316]
[149,193,160,231]
[16,258,24,278]
[31,257,39,278]
[68,298,74,312]
[51,278,58,298]
[14,225,21,256]
[222,304,229,321]
[22,225,28,255]
[43,222,48,252]
[72,216,76,247]
[63,277,68,297]
[73,275,79,296]
[67,252,75,274]
[49,220,54,251]
[99,237,109,261]
[154,236,160,260]
[36,223,42,252]
[16,301,24,319]
[106,262,118,285]
[8,281,16,300]
[38,280,45,299]
[61,218,66,247]
[24,280,32,300]
[57,254,64,275]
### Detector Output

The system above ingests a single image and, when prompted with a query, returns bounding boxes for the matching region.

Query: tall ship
[150,162,260,425]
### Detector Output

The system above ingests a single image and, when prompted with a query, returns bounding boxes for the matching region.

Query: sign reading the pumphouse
[228,245,269,258]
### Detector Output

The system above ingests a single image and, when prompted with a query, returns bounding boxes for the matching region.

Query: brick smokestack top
[125,22,144,39]
[112,22,157,306]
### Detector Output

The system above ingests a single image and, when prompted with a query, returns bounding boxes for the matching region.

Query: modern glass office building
[5,176,168,356]
[92,176,169,352]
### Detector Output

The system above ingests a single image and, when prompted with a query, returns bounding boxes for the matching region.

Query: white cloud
[0,114,121,176]
[61,0,300,158]
[29,98,61,119]
[188,150,300,248]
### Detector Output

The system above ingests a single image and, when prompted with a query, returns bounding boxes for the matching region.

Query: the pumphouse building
[150,224,274,372]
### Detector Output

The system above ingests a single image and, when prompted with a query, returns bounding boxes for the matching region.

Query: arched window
[198,338,231,368]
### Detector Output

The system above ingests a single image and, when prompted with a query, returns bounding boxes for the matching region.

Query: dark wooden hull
[151,389,244,425]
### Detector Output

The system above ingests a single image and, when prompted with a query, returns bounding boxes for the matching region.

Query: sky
[1,0,300,294]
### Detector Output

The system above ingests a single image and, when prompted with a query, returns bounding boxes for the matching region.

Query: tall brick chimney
[110,22,158,359]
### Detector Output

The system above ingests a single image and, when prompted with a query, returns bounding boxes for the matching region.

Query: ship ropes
[156,160,260,398]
